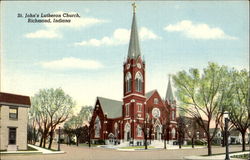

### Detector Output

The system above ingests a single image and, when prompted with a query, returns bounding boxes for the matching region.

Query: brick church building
[90,4,177,145]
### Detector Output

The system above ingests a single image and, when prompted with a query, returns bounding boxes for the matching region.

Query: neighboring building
[181,116,207,141]
[0,92,31,151]
[229,129,243,144]
[209,128,249,145]
[210,128,222,145]
[89,3,177,145]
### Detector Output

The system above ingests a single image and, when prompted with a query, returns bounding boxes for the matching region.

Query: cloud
[164,20,237,40]
[74,27,160,47]
[25,11,106,39]
[44,11,106,30]
[40,57,103,70]
[24,29,61,39]
[140,27,159,40]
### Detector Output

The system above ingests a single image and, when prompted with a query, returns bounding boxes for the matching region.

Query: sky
[1,1,249,111]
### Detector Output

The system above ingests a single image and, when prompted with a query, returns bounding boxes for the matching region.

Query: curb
[0,151,43,155]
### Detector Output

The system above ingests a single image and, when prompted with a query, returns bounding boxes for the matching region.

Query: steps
[116,141,129,147]
[7,145,18,151]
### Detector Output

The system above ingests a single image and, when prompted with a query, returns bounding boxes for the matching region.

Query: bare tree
[31,88,75,149]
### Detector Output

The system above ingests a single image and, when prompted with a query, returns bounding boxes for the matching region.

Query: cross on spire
[132,2,136,13]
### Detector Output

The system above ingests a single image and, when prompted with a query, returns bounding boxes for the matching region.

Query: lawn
[231,154,250,159]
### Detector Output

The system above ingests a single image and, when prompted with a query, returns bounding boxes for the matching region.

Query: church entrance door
[124,122,131,141]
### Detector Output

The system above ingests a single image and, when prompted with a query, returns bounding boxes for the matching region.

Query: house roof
[127,6,141,59]
[230,129,240,136]
[145,90,157,100]
[97,97,122,119]
[0,92,31,107]
[209,128,221,133]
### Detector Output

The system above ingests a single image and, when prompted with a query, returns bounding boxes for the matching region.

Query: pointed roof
[127,3,141,59]
[97,97,122,118]
[165,77,174,103]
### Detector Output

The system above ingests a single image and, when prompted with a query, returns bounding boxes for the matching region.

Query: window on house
[172,111,175,120]
[138,104,142,112]
[9,128,17,144]
[9,107,18,119]
[135,72,143,92]
[196,131,200,139]
[154,98,159,104]
[126,104,130,116]
[125,72,132,93]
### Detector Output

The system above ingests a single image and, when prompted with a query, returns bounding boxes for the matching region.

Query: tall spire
[127,2,141,59]
[166,75,174,103]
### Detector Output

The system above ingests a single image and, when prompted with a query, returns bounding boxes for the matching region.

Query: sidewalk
[28,144,65,154]
[0,144,64,155]
[184,151,249,160]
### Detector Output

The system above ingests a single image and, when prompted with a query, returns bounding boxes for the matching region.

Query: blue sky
[1,1,249,109]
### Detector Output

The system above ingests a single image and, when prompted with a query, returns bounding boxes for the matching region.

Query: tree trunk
[164,138,166,149]
[48,131,54,149]
[207,139,212,156]
[241,131,246,151]
[178,135,181,149]
[178,134,182,149]
[43,135,46,148]
[76,136,79,146]
[88,128,91,148]
[222,131,225,147]
[191,137,194,148]
[179,142,181,149]
[39,136,43,147]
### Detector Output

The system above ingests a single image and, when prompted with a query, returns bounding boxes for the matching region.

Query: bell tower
[123,3,146,143]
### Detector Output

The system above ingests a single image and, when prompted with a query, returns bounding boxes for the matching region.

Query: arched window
[124,122,131,141]
[172,128,176,139]
[135,71,143,92]
[94,116,101,138]
[114,122,118,137]
[137,125,142,137]
[125,72,132,92]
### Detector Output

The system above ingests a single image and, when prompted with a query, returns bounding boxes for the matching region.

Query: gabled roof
[97,97,122,119]
[0,92,31,107]
[145,89,157,100]
[165,78,175,103]
[127,6,141,59]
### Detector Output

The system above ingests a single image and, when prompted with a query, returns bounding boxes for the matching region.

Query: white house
[0,92,31,151]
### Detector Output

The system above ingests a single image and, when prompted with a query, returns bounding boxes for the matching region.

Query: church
[89,3,177,146]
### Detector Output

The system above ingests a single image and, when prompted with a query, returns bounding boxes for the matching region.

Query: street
[1,145,244,160]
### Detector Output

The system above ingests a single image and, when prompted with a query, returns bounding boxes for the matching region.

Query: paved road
[1,144,245,160]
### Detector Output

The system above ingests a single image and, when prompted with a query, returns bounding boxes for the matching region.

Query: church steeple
[127,2,141,59]
[166,75,174,104]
